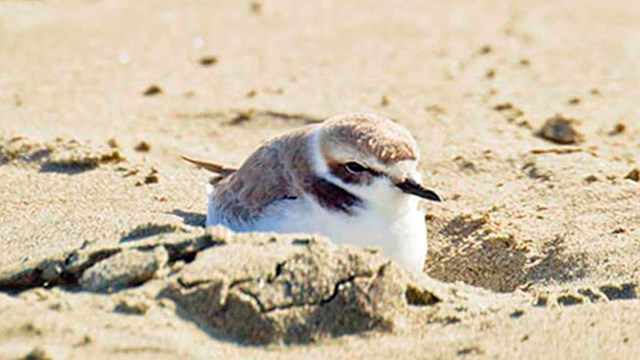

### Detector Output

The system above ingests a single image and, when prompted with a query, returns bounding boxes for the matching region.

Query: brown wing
[210,127,314,227]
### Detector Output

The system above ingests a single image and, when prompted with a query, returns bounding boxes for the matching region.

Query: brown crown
[319,113,418,164]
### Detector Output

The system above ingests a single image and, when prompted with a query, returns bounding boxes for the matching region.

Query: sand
[1,0,640,358]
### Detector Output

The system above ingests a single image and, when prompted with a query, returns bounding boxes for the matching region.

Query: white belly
[206,190,428,273]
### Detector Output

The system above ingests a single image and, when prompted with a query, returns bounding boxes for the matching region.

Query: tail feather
[182,156,237,177]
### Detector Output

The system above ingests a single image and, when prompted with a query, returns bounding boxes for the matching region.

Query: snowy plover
[185,113,440,272]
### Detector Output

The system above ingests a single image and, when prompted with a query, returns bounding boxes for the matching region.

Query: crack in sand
[178,257,387,314]
[235,272,373,313]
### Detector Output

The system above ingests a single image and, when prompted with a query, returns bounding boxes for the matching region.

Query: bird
[184,113,441,272]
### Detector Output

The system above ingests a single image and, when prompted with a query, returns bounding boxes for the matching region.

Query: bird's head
[311,113,440,213]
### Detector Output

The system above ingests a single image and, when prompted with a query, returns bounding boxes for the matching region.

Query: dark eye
[345,162,367,174]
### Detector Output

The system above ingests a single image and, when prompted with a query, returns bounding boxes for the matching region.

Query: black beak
[395,178,441,202]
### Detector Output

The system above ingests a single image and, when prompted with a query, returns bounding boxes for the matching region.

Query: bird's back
[207,126,316,229]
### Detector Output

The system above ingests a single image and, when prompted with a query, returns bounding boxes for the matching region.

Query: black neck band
[306,176,363,215]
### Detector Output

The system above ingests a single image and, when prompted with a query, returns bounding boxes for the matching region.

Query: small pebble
[584,175,598,184]
[134,141,151,152]
[145,167,159,184]
[538,115,584,144]
[478,45,492,55]
[567,97,581,105]
[519,59,531,66]
[624,168,639,182]
[199,56,218,66]
[608,123,626,136]
[143,85,162,96]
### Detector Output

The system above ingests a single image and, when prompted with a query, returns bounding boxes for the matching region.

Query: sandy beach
[1,0,640,358]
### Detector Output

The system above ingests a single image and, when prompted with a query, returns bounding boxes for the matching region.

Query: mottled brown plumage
[193,126,314,226]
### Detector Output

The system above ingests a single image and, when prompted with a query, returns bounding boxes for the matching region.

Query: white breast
[206,185,428,272]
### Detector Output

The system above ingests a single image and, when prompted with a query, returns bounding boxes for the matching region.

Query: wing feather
[203,127,315,228]
[182,156,237,177]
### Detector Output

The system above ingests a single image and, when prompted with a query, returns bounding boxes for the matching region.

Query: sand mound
[161,237,408,344]
[0,136,124,174]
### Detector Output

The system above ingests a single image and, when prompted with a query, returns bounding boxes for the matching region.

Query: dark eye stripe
[326,161,381,185]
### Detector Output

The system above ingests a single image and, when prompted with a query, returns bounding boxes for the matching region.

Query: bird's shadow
[171,209,206,228]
